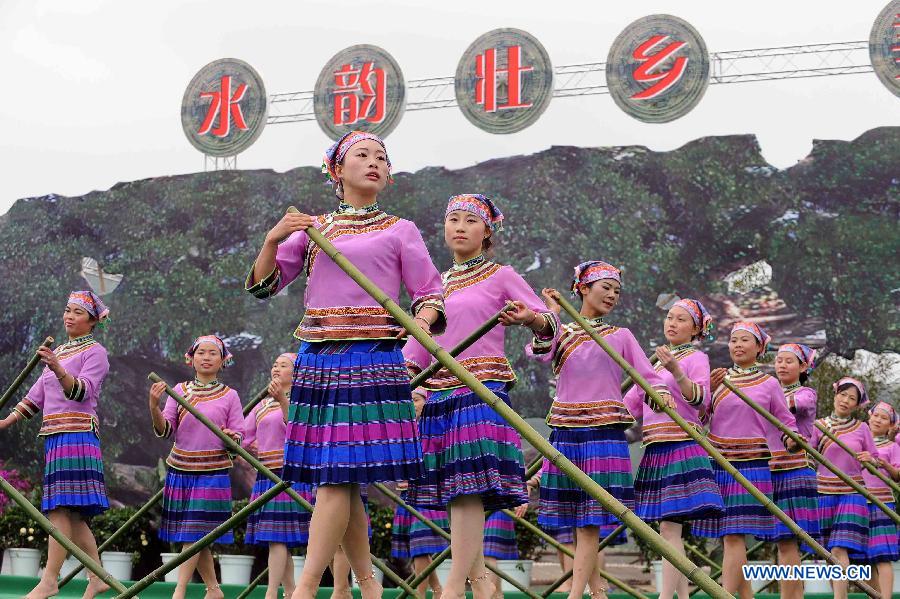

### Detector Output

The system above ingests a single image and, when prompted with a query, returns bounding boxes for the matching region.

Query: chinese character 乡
[630,35,688,100]
[333,61,386,126]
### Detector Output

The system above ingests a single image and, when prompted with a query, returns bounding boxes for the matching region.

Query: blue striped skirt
[762,467,820,542]
[390,501,449,558]
[160,468,233,544]
[692,459,774,539]
[407,382,527,511]
[854,501,899,563]
[538,425,634,534]
[484,511,518,560]
[283,340,423,486]
[818,493,869,554]
[245,469,314,547]
[42,432,108,516]
[634,440,724,523]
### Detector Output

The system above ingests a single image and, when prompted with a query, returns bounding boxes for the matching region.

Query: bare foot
[24,579,59,599]
[172,584,187,599]
[282,584,296,599]
[203,584,225,599]
[329,589,352,599]
[431,586,443,599]
[468,574,496,599]
[82,575,110,599]
[357,576,383,599]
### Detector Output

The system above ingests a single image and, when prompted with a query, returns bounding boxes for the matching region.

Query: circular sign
[455,28,553,134]
[314,44,406,140]
[869,1,900,98]
[181,58,267,157]
[606,15,710,123]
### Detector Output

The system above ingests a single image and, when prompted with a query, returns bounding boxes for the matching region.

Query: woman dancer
[1,291,111,599]
[246,131,445,599]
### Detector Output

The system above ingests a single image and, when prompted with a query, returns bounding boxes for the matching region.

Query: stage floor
[0,576,885,599]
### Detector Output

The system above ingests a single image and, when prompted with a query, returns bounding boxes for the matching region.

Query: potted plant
[215,499,257,586]
[0,461,39,576]
[0,505,48,577]
[91,506,157,581]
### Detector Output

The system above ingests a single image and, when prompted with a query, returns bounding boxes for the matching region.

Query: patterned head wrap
[833,377,869,408]
[671,299,715,343]
[869,401,897,425]
[730,321,771,357]
[322,131,392,198]
[275,352,297,364]
[185,335,234,369]
[67,290,110,323]
[445,194,505,232]
[777,343,817,374]
[571,261,621,297]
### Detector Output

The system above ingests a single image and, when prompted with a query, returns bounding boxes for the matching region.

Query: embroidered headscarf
[322,130,392,199]
[869,401,897,425]
[67,290,110,324]
[571,261,621,297]
[445,194,505,232]
[730,321,771,357]
[777,343,817,374]
[671,299,715,343]
[833,376,869,408]
[185,335,234,369]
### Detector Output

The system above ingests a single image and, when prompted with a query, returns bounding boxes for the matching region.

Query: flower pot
[101,551,133,582]
[651,560,664,592]
[8,548,41,577]
[497,560,532,592]
[351,567,384,588]
[160,552,182,583]
[435,559,452,587]
[218,554,256,586]
[60,556,87,580]
[292,555,305,581]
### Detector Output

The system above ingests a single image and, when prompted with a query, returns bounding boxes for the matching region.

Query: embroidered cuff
[645,387,672,412]
[245,264,282,299]
[782,432,802,452]
[412,295,446,336]
[405,359,424,379]
[686,382,704,407]
[65,377,86,402]
[534,312,558,342]
[13,398,39,420]
[153,421,173,439]
[530,330,555,355]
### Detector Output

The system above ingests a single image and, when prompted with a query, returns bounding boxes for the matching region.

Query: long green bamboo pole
[620,354,659,395]
[116,479,290,599]
[375,483,543,599]
[237,566,270,599]
[688,541,765,597]
[144,373,420,598]
[289,208,731,599]
[0,336,54,412]
[540,524,628,598]
[500,508,646,599]
[58,488,165,588]
[403,545,451,591]
[814,421,900,497]
[409,305,514,390]
[0,474,128,595]
[684,542,719,570]
[242,384,273,417]
[552,293,880,599]
[724,379,900,527]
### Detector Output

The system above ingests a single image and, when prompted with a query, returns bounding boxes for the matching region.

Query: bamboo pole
[409,305,513,390]
[242,385,272,417]
[814,421,900,497]
[0,474,128,595]
[58,488,165,588]
[620,354,658,395]
[540,524,628,597]
[143,374,420,597]
[688,541,765,597]
[0,336,54,412]
[551,293,880,599]
[116,479,291,599]
[236,566,270,599]
[723,379,900,527]
[375,483,544,599]
[289,208,732,599]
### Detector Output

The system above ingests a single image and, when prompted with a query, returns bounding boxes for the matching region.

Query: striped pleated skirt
[390,500,449,558]
[855,501,899,563]
[692,458,774,539]
[407,381,527,511]
[818,493,869,553]
[763,467,820,542]
[42,432,108,516]
[634,440,724,523]
[484,511,518,560]
[538,425,634,535]
[283,340,424,486]
[245,468,314,547]
[160,468,233,544]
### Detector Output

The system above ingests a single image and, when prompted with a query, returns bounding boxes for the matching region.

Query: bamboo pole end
[148,372,161,383]
[43,336,54,346]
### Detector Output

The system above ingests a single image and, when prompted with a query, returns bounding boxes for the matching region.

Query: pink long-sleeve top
[403,261,558,390]
[246,208,445,341]
[707,366,799,461]
[809,416,877,494]
[243,396,287,470]
[863,437,900,503]
[14,334,110,436]
[766,383,818,471]
[154,380,244,471]
[623,344,710,445]
[526,317,670,428]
